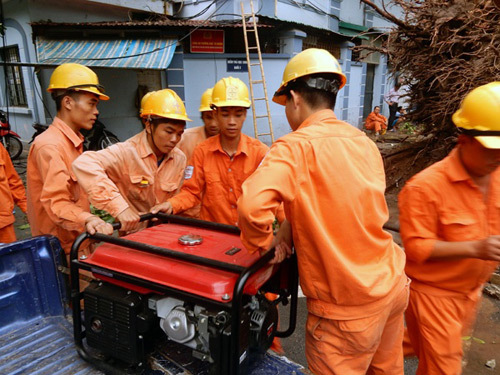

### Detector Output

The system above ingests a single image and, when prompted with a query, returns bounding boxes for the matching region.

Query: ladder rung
[251,80,263,84]
[256,115,270,119]
[253,98,266,101]
[250,63,260,66]
[248,46,259,50]
[257,133,271,136]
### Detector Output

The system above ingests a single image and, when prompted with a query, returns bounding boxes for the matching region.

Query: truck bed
[0,315,103,375]
[0,314,306,375]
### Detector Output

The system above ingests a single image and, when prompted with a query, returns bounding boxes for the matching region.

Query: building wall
[1,0,153,141]
[1,1,44,141]
[183,54,292,144]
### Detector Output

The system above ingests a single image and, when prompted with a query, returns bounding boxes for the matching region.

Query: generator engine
[83,281,278,370]
[71,215,297,375]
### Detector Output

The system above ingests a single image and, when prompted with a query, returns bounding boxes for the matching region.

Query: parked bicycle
[0,110,23,160]
[30,118,120,151]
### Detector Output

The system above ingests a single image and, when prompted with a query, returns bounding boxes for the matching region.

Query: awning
[338,21,370,40]
[35,37,178,69]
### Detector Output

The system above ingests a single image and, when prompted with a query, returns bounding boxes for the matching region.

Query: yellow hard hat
[140,89,192,122]
[47,63,109,100]
[452,82,500,149]
[273,48,346,105]
[199,88,214,112]
[211,77,251,108]
[140,91,155,116]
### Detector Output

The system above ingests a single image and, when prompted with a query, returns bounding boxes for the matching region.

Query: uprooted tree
[357,0,500,190]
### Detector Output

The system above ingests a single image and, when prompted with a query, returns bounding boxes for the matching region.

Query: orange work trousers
[305,281,409,375]
[404,287,480,375]
[0,224,16,243]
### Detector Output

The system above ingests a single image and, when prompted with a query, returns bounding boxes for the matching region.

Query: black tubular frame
[70,213,298,375]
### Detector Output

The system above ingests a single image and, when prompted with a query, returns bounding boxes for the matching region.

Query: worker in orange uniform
[177,87,219,161]
[0,143,27,243]
[175,87,219,218]
[237,48,408,375]
[151,77,283,226]
[72,89,189,232]
[398,82,500,375]
[364,105,387,135]
[27,63,114,256]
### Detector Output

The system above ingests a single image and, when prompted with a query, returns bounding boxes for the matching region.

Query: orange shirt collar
[297,109,337,131]
[444,147,472,183]
[52,117,84,148]
[208,134,250,157]
[136,130,174,161]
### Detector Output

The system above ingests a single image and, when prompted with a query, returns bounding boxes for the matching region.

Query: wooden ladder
[240,0,275,144]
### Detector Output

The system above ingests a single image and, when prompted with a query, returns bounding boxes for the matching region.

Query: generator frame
[70,213,298,375]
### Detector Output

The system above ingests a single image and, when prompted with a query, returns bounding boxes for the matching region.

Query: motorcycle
[0,110,23,160]
[30,118,120,151]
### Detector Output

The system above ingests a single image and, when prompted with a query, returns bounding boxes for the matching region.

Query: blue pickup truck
[0,215,306,375]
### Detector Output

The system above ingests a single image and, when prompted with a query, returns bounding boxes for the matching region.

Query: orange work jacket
[238,109,406,320]
[0,143,26,228]
[399,147,500,297]
[177,125,207,162]
[72,130,186,218]
[27,117,93,254]
[364,112,387,131]
[169,134,271,226]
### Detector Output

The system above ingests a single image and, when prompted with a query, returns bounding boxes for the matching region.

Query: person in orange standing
[151,77,283,226]
[398,82,500,375]
[0,143,27,243]
[237,48,408,375]
[27,63,114,257]
[177,87,219,161]
[175,87,219,218]
[364,105,387,135]
[72,89,189,232]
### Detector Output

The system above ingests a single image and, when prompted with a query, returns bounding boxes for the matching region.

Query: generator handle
[275,253,299,338]
[109,212,241,234]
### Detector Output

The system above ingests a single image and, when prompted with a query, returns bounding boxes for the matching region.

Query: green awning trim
[338,21,370,40]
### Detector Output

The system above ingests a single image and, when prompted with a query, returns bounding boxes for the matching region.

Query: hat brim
[475,136,500,149]
[272,94,286,106]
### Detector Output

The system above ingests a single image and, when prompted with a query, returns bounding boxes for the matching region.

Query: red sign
[190,29,224,53]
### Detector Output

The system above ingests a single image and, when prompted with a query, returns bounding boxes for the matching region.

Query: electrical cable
[0,0,10,123]
[32,68,53,122]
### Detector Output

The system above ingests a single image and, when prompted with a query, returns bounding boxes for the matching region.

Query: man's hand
[116,207,141,232]
[269,220,293,264]
[474,235,500,261]
[151,201,173,215]
[85,215,114,235]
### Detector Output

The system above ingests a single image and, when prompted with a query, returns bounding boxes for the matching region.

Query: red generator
[70,213,298,375]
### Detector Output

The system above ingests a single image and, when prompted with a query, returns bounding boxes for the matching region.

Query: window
[0,46,27,107]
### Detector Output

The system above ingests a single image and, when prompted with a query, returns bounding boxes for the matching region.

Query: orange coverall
[398,147,500,375]
[72,130,186,219]
[238,109,408,375]
[365,111,388,133]
[169,133,275,226]
[176,125,208,218]
[27,117,94,255]
[0,143,27,243]
[177,125,207,162]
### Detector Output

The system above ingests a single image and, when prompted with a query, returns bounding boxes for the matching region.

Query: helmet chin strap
[458,128,500,136]
[146,118,163,157]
